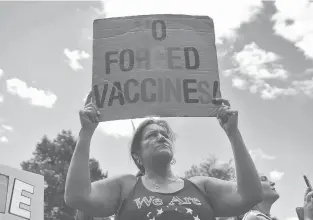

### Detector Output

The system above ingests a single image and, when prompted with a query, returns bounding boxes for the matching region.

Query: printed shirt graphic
[117,178,215,220]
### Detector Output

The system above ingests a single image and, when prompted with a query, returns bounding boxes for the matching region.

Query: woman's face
[260,175,280,202]
[139,123,173,165]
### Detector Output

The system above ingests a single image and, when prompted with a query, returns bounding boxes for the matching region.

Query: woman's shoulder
[187,175,221,192]
[243,210,270,220]
[94,174,137,198]
[186,176,227,196]
[185,176,206,192]
[118,173,137,182]
[95,173,137,185]
[118,174,138,197]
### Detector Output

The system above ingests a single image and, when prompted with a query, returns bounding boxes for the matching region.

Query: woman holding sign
[65,92,262,220]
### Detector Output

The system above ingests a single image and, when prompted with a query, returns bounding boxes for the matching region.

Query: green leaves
[20,130,107,220]
[184,155,235,181]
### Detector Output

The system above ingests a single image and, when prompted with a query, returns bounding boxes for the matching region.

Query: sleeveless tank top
[116,177,216,220]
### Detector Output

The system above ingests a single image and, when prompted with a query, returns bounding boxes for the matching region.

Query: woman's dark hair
[130,118,175,177]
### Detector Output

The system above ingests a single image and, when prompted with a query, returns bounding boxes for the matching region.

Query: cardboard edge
[93,14,213,24]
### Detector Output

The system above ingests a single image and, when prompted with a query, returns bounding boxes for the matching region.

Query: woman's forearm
[229,129,262,202]
[65,128,94,204]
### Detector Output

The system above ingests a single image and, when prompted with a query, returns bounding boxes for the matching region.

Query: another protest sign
[0,164,44,220]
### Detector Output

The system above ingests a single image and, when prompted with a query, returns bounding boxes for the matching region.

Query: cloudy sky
[0,1,313,220]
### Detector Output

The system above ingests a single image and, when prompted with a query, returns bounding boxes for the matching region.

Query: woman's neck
[144,165,175,182]
[255,202,272,217]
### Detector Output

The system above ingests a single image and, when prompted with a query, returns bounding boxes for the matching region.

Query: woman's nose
[270,181,275,186]
[157,133,165,141]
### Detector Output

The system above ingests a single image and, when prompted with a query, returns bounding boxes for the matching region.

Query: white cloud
[269,170,285,182]
[1,125,13,132]
[292,77,313,98]
[102,0,263,41]
[0,68,3,78]
[233,42,288,80]
[232,77,248,90]
[0,136,8,143]
[64,48,90,71]
[304,68,313,75]
[226,42,305,99]
[249,148,276,161]
[6,78,57,108]
[99,118,143,137]
[260,83,297,100]
[99,116,161,137]
[272,0,313,59]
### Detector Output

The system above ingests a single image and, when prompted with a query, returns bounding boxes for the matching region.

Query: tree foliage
[184,155,236,181]
[21,130,107,220]
[184,155,236,220]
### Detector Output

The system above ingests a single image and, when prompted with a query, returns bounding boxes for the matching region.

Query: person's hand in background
[304,188,313,220]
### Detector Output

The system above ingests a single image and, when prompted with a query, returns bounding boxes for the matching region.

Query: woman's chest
[120,193,215,220]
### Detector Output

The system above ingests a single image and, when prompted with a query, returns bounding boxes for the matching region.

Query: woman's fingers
[217,106,230,119]
[217,105,238,125]
[305,190,313,203]
[81,113,94,123]
[305,187,311,196]
[84,91,93,107]
[79,110,92,123]
[85,103,100,116]
[81,108,98,123]
[79,92,101,129]
[85,102,100,120]
[85,107,99,119]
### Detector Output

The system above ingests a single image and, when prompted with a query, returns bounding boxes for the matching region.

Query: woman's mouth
[156,142,170,149]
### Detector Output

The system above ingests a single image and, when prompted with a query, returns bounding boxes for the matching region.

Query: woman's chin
[266,191,280,203]
[274,192,280,200]
[153,151,172,163]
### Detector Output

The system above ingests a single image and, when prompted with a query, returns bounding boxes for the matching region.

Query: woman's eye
[146,133,156,139]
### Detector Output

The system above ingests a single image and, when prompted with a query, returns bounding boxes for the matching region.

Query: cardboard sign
[0,164,44,220]
[92,14,221,121]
